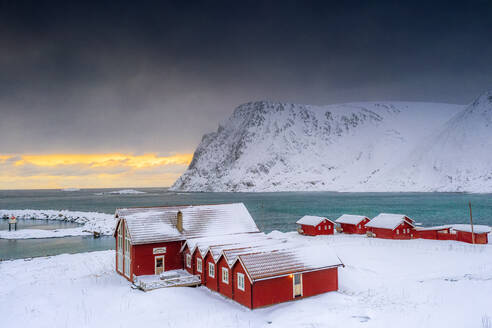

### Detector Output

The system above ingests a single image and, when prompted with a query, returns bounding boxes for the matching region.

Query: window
[396,229,399,235]
[124,224,131,277]
[208,262,215,278]
[237,273,245,291]
[358,225,361,229]
[117,223,123,272]
[222,267,229,284]
[186,254,191,268]
[324,225,327,230]
[197,258,202,273]
[318,226,321,231]
[328,225,330,230]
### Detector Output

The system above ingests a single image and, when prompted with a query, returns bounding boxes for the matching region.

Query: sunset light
[0,153,193,189]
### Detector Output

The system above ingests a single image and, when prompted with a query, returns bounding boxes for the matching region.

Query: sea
[1,188,491,259]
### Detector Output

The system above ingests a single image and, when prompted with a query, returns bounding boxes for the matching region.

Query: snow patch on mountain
[390,90,492,192]
[171,92,492,192]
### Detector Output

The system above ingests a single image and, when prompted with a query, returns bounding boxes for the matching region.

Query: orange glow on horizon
[0,152,193,190]
[14,153,193,168]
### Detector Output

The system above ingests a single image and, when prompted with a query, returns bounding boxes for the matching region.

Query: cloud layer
[0,153,192,189]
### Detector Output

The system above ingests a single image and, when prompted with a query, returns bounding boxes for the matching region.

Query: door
[293,274,302,298]
[155,256,165,275]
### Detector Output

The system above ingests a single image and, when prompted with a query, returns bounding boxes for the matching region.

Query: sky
[1,0,491,189]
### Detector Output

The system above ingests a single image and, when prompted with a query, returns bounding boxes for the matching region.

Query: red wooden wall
[339,218,370,234]
[299,220,334,236]
[192,250,206,283]
[368,221,413,239]
[204,252,219,291]
[251,268,338,309]
[217,256,233,298]
[456,231,488,244]
[132,240,183,277]
[232,261,252,308]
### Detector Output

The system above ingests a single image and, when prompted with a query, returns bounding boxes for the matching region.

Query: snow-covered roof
[116,203,260,245]
[237,245,343,281]
[182,232,267,258]
[221,239,298,266]
[414,225,453,231]
[365,213,414,230]
[335,214,369,225]
[296,215,333,227]
[451,224,491,234]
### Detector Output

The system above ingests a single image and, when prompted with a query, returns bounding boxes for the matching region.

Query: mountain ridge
[171,92,491,192]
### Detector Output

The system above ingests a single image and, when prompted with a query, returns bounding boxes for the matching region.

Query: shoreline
[0,209,116,239]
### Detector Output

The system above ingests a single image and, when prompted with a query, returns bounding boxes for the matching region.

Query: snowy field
[1,232,491,328]
[0,209,116,239]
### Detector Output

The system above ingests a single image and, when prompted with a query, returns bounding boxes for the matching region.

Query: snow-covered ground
[0,209,116,239]
[1,232,491,328]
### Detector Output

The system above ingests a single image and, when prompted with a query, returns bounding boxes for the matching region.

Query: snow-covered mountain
[390,90,492,192]
[171,91,492,192]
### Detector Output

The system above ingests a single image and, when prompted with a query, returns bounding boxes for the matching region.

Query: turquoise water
[0,188,491,259]
[0,236,114,260]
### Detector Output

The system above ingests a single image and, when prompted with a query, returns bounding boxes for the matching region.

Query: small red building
[335,214,370,234]
[296,215,335,236]
[365,213,415,239]
[413,225,453,240]
[452,224,490,244]
[229,246,343,309]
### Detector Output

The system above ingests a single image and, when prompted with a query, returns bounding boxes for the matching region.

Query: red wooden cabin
[113,203,260,282]
[296,215,335,236]
[229,246,343,309]
[452,224,490,244]
[114,202,346,309]
[413,225,453,240]
[335,214,370,234]
[365,213,415,240]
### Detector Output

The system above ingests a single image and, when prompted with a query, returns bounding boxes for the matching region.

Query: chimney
[176,211,183,233]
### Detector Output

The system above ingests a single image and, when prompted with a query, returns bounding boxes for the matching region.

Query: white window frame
[124,224,131,278]
[208,262,215,278]
[237,273,245,291]
[222,267,229,284]
[197,258,202,273]
[396,229,399,235]
[186,254,191,268]
[318,226,321,231]
[324,225,327,230]
[117,222,123,273]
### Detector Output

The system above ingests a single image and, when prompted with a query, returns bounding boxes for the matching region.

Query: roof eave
[251,264,344,283]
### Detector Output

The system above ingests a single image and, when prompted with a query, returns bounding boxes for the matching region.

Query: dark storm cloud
[1,0,491,153]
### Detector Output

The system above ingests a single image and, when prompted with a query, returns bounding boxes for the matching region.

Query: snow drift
[171,91,492,192]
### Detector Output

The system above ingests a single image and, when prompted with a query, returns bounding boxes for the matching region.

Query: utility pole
[469,201,475,244]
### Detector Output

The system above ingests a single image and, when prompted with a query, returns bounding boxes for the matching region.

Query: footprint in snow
[352,315,371,323]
